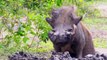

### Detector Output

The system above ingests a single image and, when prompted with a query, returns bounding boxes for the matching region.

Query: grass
[28,40,53,53]
[93,38,107,48]
[83,18,107,24]
[0,39,106,60]
[83,17,107,30]
[95,0,107,4]
[0,40,53,60]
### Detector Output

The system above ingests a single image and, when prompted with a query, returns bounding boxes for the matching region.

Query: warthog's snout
[48,29,73,44]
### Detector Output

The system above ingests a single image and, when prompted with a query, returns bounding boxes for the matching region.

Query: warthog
[46,6,95,58]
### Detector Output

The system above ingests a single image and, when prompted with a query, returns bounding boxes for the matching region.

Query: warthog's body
[46,6,95,58]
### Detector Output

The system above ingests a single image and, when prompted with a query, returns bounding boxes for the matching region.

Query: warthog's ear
[46,17,51,22]
[51,10,59,20]
[71,5,77,12]
[74,16,82,25]
[46,17,54,27]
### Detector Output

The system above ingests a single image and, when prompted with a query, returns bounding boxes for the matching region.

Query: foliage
[0,0,98,55]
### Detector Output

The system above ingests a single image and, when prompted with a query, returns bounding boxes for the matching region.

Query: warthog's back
[78,22,95,57]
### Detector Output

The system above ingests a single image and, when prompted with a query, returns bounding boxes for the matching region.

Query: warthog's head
[46,6,82,45]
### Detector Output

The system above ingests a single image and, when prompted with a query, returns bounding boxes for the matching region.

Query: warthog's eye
[52,29,56,32]
[67,29,73,32]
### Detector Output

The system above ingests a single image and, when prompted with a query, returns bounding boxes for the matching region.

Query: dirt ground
[95,48,107,54]
[90,29,107,40]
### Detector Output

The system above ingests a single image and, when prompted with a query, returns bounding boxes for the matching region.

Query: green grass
[95,0,107,4]
[83,17,107,30]
[0,40,53,60]
[83,18,107,25]
[28,41,53,53]
[93,38,107,48]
